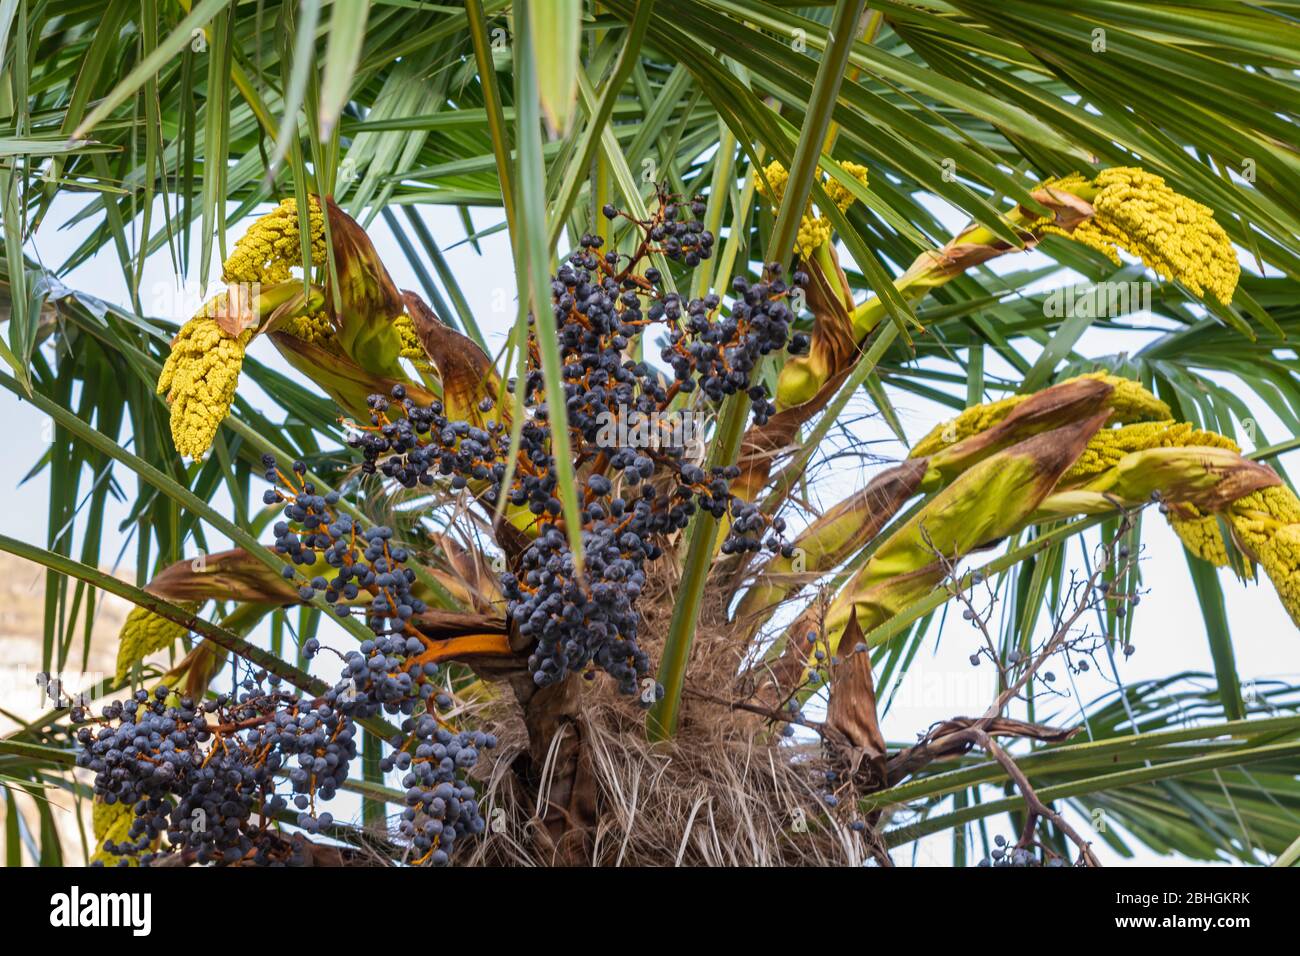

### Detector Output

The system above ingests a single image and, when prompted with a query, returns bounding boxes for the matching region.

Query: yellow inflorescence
[158,197,331,458]
[1060,421,1298,627]
[909,394,1025,457]
[393,313,431,369]
[1229,485,1300,627]
[91,799,141,867]
[1060,418,1255,571]
[908,373,1171,458]
[115,605,194,683]
[1039,167,1239,305]
[1064,420,1239,482]
[156,310,254,460]
[1104,374,1175,424]
[221,196,327,286]
[756,160,868,259]
[823,161,870,213]
[281,308,334,344]
[1171,507,1232,567]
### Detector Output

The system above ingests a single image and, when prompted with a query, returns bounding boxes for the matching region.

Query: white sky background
[6,183,1299,867]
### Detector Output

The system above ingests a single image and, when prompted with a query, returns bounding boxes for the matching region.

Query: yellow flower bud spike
[755,159,868,260]
[156,281,321,460]
[1033,167,1239,306]
[157,197,335,459]
[771,165,1239,417]
[770,414,1107,694]
[222,195,327,287]
[115,604,196,683]
[156,309,255,461]
[1226,485,1300,628]
[910,372,1171,459]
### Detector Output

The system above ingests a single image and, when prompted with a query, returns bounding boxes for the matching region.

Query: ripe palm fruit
[142,544,478,619]
[773,413,1108,691]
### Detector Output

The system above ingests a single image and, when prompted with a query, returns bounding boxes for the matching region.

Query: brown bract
[212,281,260,337]
[400,290,505,430]
[927,376,1115,480]
[146,546,303,605]
[824,612,888,788]
[325,198,405,329]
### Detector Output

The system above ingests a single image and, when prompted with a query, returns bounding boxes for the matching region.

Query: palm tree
[2,0,1299,867]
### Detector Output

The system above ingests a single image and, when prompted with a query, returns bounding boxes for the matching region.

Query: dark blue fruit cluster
[661,268,803,425]
[74,674,355,866]
[75,458,498,867]
[262,454,429,634]
[343,193,802,697]
[978,833,1070,867]
[264,456,497,865]
[382,716,498,865]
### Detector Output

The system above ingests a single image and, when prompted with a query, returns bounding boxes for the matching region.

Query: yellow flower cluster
[755,160,868,259]
[91,799,141,867]
[1170,507,1231,566]
[156,309,254,460]
[221,196,327,286]
[1039,167,1239,304]
[909,393,1024,457]
[1058,415,1298,626]
[1229,485,1300,627]
[823,161,870,212]
[1104,374,1176,424]
[115,604,194,682]
[158,198,332,458]
[1064,420,1238,482]
[909,373,1171,458]
[393,313,431,369]
[281,308,334,344]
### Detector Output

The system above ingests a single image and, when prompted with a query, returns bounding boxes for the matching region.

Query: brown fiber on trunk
[517,679,600,865]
